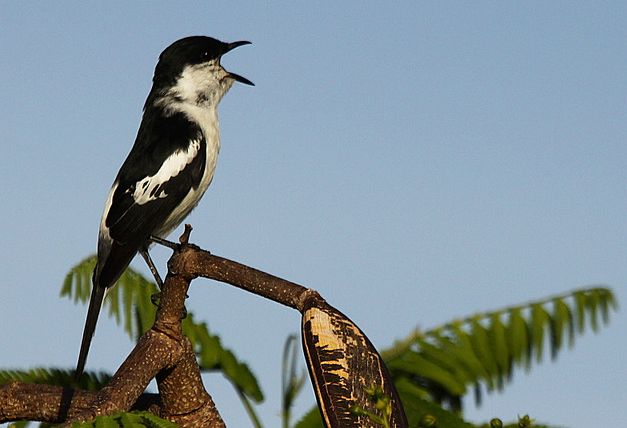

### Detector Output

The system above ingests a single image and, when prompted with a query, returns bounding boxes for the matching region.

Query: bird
[75,36,253,380]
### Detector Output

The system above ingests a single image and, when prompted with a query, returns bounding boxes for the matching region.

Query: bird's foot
[149,235,179,250]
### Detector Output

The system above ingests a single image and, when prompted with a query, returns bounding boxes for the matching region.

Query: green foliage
[476,416,553,428]
[281,335,306,428]
[395,378,475,428]
[0,368,110,391]
[60,256,263,402]
[61,256,158,341]
[292,407,323,428]
[349,386,394,428]
[67,411,177,427]
[384,287,617,409]
[19,258,616,428]
[294,286,615,428]
[182,314,263,402]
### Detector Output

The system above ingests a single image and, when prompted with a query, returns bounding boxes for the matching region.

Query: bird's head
[150,36,253,109]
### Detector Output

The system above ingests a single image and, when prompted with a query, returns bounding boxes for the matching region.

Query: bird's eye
[197,51,217,65]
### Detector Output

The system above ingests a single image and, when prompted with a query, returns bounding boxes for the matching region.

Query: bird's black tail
[75,281,107,382]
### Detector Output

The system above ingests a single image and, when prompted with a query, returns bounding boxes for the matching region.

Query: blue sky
[1,2,625,427]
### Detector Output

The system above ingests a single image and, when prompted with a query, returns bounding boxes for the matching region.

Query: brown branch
[172,243,317,313]
[1,229,225,427]
[2,225,406,427]
[0,327,190,425]
[0,383,94,423]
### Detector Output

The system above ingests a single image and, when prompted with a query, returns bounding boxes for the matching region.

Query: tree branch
[1,226,407,427]
[171,242,317,312]
[1,230,225,426]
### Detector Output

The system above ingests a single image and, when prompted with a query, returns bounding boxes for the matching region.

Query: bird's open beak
[228,70,254,86]
[223,41,254,86]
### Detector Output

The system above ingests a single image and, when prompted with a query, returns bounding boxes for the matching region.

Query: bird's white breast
[153,105,221,238]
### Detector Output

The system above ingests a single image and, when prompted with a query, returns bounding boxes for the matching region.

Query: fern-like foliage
[61,256,158,340]
[182,313,263,402]
[60,256,263,402]
[67,411,178,428]
[383,286,617,410]
[0,368,110,391]
[282,335,306,428]
[3,411,175,428]
[294,287,613,428]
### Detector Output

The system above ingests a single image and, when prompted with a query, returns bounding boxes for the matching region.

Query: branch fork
[1,225,407,427]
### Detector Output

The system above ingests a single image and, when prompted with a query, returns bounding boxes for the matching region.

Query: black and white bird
[75,36,253,379]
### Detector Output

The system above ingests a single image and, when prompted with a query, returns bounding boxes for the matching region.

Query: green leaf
[598,288,615,324]
[443,324,490,382]
[530,304,550,362]
[293,406,324,428]
[550,298,573,358]
[469,317,497,390]
[574,290,587,333]
[69,411,178,427]
[61,255,96,303]
[392,377,431,401]
[182,314,263,402]
[382,286,617,413]
[415,338,473,386]
[507,308,529,368]
[488,313,510,382]
[388,352,466,396]
[61,255,159,340]
[282,334,306,428]
[585,290,600,332]
[395,379,475,428]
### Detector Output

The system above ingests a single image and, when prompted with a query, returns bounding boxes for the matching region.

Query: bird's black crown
[152,36,250,87]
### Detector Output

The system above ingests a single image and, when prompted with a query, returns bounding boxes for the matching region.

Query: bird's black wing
[76,111,208,381]
[105,110,207,245]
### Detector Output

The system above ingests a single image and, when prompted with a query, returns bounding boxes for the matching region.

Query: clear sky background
[1,2,625,427]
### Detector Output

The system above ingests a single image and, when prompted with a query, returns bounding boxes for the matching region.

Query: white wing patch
[131,139,201,205]
[99,181,118,244]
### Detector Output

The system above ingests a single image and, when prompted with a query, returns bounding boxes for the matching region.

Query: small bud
[419,414,437,427]
[349,406,368,417]
[375,396,390,410]
[490,418,503,428]
[518,414,534,427]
